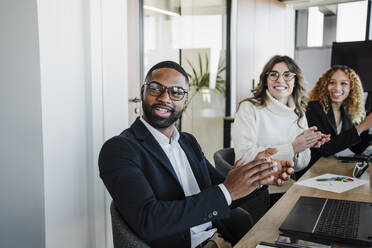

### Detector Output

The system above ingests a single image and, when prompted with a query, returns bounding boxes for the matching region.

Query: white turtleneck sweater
[231,91,310,172]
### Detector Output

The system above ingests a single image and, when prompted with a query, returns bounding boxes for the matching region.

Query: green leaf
[205,53,209,73]
[198,53,203,76]
[218,65,226,74]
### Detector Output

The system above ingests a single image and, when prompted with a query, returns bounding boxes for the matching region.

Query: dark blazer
[301,101,371,176]
[99,118,261,248]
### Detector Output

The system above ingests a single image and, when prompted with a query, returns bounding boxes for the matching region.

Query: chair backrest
[110,201,150,248]
[213,148,235,177]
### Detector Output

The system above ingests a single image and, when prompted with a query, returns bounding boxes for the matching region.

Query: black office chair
[213,148,270,224]
[213,148,235,177]
[110,201,150,248]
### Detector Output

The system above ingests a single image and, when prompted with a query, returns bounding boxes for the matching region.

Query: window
[296,0,371,48]
[336,0,368,42]
[307,7,324,47]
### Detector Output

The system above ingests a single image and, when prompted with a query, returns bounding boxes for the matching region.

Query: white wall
[0,0,129,247]
[37,0,90,247]
[0,1,45,247]
[233,0,295,110]
[295,47,332,91]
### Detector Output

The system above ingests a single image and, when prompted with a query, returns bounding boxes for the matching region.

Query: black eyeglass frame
[144,81,189,101]
[266,71,296,81]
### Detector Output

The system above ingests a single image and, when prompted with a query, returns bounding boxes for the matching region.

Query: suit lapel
[178,137,206,190]
[325,104,337,135]
[130,118,180,185]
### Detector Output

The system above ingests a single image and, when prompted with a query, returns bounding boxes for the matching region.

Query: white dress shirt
[140,118,231,248]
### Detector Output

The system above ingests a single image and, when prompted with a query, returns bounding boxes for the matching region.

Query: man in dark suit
[99,61,294,248]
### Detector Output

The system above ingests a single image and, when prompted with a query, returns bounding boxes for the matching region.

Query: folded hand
[254,148,294,186]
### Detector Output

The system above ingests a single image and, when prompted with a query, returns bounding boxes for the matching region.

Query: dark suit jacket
[98,118,262,248]
[299,101,371,178]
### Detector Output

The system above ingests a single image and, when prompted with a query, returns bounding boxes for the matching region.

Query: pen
[259,241,309,248]
[316,177,353,182]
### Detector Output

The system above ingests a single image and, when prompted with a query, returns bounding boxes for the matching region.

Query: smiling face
[266,62,295,105]
[327,69,351,105]
[141,67,188,131]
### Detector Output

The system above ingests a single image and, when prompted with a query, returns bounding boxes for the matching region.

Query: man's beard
[142,101,183,129]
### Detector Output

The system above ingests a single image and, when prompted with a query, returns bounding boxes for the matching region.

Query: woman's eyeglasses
[144,81,188,101]
[266,71,296,81]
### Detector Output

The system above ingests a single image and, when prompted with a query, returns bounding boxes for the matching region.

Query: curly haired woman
[305,65,372,170]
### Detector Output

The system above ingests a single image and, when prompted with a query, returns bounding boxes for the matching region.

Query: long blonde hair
[238,55,307,128]
[309,65,365,124]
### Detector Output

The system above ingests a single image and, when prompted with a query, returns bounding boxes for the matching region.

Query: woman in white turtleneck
[231,56,330,217]
[232,55,330,180]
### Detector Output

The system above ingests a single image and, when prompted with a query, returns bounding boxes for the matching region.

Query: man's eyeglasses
[266,71,296,81]
[144,81,188,101]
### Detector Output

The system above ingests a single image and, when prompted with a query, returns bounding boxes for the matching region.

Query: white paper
[295,173,368,193]
[360,169,370,181]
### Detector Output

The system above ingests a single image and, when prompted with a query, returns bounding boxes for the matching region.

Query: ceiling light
[143,5,180,17]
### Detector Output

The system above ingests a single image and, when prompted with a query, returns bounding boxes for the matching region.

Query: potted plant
[176,52,226,130]
[184,53,226,112]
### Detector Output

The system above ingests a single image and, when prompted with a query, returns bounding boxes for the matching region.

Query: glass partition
[143,0,227,161]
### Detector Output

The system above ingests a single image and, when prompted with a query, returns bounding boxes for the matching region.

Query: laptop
[335,146,372,163]
[279,196,372,246]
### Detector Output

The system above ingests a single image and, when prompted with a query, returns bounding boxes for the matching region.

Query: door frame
[88,0,129,247]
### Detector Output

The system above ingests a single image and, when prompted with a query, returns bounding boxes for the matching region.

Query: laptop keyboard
[314,199,360,239]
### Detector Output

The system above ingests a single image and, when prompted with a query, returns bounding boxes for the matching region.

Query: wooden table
[234,157,372,248]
